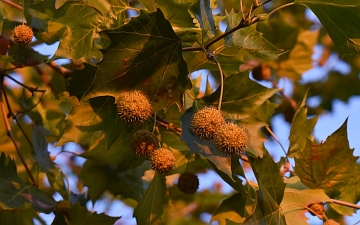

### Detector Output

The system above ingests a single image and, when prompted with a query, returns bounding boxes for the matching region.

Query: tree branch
[2,0,23,10]
[330,199,360,210]
[0,74,37,186]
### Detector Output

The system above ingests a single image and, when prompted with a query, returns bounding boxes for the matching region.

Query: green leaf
[280,177,331,225]
[67,63,98,100]
[80,159,146,203]
[189,0,216,42]
[0,1,8,32]
[82,0,116,19]
[288,90,318,157]
[278,30,319,80]
[294,119,359,193]
[139,0,195,28]
[294,0,360,57]
[211,193,255,225]
[224,10,284,61]
[49,0,129,61]
[8,43,48,67]
[180,106,234,180]
[0,152,57,213]
[249,151,286,205]
[67,203,120,225]
[81,9,191,112]
[133,173,168,225]
[32,124,68,200]
[0,209,46,225]
[202,72,278,119]
[57,93,126,149]
[243,151,286,225]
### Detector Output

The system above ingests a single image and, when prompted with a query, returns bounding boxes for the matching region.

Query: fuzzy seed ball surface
[191,107,225,141]
[131,130,159,157]
[178,172,199,194]
[323,219,340,225]
[116,90,152,125]
[150,148,175,173]
[214,123,248,156]
[13,24,33,46]
[308,202,326,220]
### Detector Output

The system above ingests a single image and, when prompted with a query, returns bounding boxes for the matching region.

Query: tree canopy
[0,0,360,224]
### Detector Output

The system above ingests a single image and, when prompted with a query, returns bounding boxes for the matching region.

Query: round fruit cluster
[131,129,175,174]
[117,90,175,173]
[191,106,248,156]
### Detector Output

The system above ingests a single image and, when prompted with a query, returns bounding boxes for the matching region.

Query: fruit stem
[265,126,288,160]
[152,112,157,133]
[213,58,224,111]
[266,2,295,19]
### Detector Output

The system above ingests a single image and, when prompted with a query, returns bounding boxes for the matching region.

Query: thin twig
[265,126,288,157]
[4,74,46,93]
[0,91,37,186]
[15,92,45,116]
[46,61,72,77]
[266,2,295,18]
[330,199,360,210]
[271,80,297,110]
[213,59,224,110]
[2,0,23,10]
[3,88,33,147]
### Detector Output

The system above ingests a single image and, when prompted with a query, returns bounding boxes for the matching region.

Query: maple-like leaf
[295,0,360,57]
[0,152,57,213]
[133,173,168,224]
[189,0,216,42]
[288,90,318,157]
[81,9,191,112]
[0,209,45,225]
[43,0,130,61]
[295,119,359,193]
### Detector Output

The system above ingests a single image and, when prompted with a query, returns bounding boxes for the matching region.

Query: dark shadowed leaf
[67,203,120,225]
[0,152,57,213]
[288,90,318,157]
[57,92,126,149]
[32,125,68,200]
[0,209,46,225]
[80,159,146,203]
[133,173,168,224]
[81,9,191,112]
[189,0,216,42]
[67,63,98,100]
[295,0,360,57]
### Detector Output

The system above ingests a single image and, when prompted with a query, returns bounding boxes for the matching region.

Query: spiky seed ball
[116,90,152,125]
[191,106,226,141]
[13,24,33,46]
[214,123,248,156]
[308,202,326,220]
[150,148,175,173]
[131,130,159,157]
[178,172,199,194]
[323,219,340,225]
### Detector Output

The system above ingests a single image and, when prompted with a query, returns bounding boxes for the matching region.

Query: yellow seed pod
[13,24,33,46]
[116,90,152,125]
[150,148,175,173]
[214,123,248,156]
[191,106,226,141]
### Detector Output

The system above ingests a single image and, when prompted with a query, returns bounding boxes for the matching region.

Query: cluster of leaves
[0,0,360,224]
